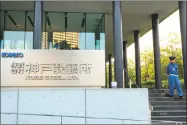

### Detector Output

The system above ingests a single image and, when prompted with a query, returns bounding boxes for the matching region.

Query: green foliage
[140,50,155,81]
[160,33,184,80]
[140,79,184,89]
[127,32,184,88]
[106,32,184,89]
[105,63,115,88]
[128,59,136,82]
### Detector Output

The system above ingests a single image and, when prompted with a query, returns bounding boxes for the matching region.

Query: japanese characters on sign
[1,50,105,87]
[11,62,92,80]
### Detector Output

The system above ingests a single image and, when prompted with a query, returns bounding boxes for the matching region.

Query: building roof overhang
[1,1,178,56]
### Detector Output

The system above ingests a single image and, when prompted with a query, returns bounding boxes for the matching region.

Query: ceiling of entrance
[1,1,178,56]
[2,11,104,33]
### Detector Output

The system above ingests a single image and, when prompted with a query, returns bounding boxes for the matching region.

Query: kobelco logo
[1,52,24,58]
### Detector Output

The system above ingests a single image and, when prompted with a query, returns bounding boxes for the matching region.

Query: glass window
[67,13,85,50]
[4,11,25,49]
[86,13,105,50]
[25,11,34,49]
[1,10,105,50]
[43,12,65,50]
[100,14,105,50]
[85,13,96,50]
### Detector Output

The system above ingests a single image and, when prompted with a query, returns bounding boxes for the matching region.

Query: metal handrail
[1,112,185,124]
[123,68,139,88]
[124,68,153,113]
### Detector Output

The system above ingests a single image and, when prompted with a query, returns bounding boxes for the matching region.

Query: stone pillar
[113,1,124,88]
[123,41,128,88]
[108,54,112,88]
[33,1,43,49]
[151,14,162,89]
[134,30,141,88]
[179,1,187,89]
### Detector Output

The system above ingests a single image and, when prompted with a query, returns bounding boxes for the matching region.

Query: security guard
[166,56,183,99]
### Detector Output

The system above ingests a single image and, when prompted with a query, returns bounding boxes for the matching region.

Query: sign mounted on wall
[1,50,105,87]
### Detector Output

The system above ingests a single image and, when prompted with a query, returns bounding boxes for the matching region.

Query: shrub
[130,79,184,89]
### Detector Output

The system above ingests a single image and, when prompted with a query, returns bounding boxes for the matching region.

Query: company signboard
[1,50,105,87]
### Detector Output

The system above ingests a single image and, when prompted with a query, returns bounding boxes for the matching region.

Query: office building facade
[0,1,187,88]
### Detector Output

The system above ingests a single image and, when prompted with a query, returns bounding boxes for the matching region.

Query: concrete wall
[1,88,151,124]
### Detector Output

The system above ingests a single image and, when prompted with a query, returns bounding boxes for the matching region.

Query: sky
[127,10,181,61]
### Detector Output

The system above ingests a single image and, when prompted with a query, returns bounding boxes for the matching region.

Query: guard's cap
[169,56,176,60]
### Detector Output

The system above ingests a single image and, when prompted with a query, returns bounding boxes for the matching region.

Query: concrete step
[151,116,186,123]
[151,121,186,124]
[148,89,187,93]
[151,123,185,125]
[152,105,186,110]
[149,97,186,101]
[149,93,186,97]
[151,110,186,116]
[150,101,186,105]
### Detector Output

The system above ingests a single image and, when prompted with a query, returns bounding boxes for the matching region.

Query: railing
[123,68,139,88]
[124,69,155,120]
[1,112,185,124]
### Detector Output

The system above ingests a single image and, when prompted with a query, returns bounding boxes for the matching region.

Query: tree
[105,62,115,87]
[105,32,184,88]
[128,59,136,82]
[127,32,183,86]
[140,50,154,81]
[160,32,183,80]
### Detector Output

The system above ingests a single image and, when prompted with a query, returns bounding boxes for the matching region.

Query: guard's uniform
[166,63,183,97]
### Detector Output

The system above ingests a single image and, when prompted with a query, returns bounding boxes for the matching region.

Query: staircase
[149,89,186,124]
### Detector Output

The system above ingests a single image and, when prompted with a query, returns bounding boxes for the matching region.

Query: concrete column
[113,1,124,88]
[108,54,112,88]
[134,30,141,88]
[179,1,187,89]
[33,1,43,49]
[48,32,53,49]
[151,14,162,89]
[123,41,128,88]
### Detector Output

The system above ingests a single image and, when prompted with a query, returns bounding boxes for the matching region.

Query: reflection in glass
[100,14,105,50]
[67,13,85,50]
[42,12,49,49]
[86,13,99,50]
[4,11,25,49]
[25,11,34,49]
[43,12,65,49]
[1,10,105,50]
[2,11,34,49]
[86,13,104,50]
